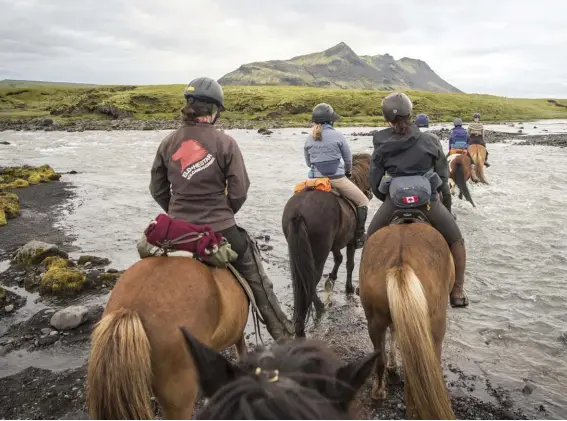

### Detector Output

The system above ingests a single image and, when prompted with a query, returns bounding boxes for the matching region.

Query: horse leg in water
[345,242,356,295]
[368,317,389,400]
[324,249,343,307]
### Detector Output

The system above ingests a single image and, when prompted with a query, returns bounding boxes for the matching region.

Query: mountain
[218,42,461,93]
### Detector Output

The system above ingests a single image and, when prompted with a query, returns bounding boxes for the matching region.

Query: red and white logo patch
[402,195,418,204]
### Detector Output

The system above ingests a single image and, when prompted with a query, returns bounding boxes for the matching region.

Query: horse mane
[197,340,357,420]
[351,153,371,193]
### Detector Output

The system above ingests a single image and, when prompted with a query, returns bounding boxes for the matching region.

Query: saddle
[389,209,430,226]
[136,214,263,323]
[294,177,367,216]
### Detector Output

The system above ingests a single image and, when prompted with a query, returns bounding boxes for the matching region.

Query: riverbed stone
[50,305,89,331]
[13,241,68,265]
[5,304,14,313]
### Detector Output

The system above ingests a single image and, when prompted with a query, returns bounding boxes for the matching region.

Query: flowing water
[1,119,566,418]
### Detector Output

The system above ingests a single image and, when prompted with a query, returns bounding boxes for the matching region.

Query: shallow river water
[1,119,566,418]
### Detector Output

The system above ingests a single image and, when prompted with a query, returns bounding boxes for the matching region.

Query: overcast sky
[1,0,566,98]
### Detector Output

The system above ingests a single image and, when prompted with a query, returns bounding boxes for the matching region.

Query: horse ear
[334,351,379,402]
[180,327,245,398]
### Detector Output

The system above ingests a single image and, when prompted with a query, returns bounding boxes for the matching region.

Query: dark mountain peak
[324,42,357,57]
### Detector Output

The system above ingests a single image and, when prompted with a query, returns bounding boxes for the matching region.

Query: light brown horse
[282,153,371,337]
[359,222,455,420]
[87,257,249,419]
[469,144,489,184]
[447,151,476,207]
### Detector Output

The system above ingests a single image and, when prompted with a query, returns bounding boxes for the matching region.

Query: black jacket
[369,124,449,201]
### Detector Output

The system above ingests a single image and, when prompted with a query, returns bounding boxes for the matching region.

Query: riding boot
[236,233,294,340]
[484,150,490,167]
[355,206,368,249]
[449,239,469,308]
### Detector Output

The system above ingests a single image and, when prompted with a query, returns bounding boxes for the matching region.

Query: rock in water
[257,128,273,135]
[5,304,14,313]
[50,305,89,330]
[13,241,68,265]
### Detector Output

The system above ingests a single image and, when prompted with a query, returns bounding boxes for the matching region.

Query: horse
[359,221,456,420]
[181,327,378,419]
[87,257,249,419]
[469,144,489,184]
[447,151,476,207]
[281,153,371,337]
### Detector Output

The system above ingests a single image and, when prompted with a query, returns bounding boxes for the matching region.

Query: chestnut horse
[469,144,489,184]
[359,222,455,420]
[87,257,249,419]
[447,152,476,207]
[281,153,371,337]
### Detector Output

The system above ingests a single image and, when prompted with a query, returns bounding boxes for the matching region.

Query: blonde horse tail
[470,146,487,184]
[87,308,153,419]
[387,265,455,420]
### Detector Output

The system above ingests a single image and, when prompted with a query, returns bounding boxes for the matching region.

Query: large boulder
[13,241,68,265]
[50,305,89,330]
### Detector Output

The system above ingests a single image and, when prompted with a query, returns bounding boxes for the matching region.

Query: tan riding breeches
[331,177,369,207]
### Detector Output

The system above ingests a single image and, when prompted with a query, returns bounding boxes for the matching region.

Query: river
[1,119,566,418]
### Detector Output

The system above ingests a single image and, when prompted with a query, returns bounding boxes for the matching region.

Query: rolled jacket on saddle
[304,103,369,249]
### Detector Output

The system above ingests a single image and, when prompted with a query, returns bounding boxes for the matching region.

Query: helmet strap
[212,108,221,125]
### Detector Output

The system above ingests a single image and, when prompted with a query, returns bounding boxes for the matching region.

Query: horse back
[359,224,453,318]
[106,257,247,352]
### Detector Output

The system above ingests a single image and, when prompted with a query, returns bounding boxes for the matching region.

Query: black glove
[345,172,352,178]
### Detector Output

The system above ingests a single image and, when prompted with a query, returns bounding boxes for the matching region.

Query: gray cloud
[1,0,566,97]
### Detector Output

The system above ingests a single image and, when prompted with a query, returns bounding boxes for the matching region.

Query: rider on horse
[304,103,369,249]
[468,112,490,167]
[415,113,430,129]
[367,92,469,308]
[149,77,293,339]
[448,118,476,168]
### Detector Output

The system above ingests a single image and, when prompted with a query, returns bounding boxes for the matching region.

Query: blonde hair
[312,123,323,140]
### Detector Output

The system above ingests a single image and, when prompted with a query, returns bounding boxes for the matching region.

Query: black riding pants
[367,197,463,244]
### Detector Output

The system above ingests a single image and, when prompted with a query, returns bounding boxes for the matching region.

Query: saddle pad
[294,177,332,194]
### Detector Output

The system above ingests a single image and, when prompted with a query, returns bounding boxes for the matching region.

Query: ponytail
[312,124,323,140]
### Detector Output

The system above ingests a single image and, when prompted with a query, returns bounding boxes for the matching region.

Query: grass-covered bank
[1,84,567,127]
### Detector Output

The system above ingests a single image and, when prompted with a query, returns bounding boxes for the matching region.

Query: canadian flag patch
[402,195,418,204]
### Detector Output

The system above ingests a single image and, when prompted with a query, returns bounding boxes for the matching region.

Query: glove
[345,172,352,178]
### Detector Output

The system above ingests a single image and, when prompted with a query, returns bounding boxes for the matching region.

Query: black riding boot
[484,150,490,167]
[236,236,294,340]
[355,206,368,249]
[449,239,469,308]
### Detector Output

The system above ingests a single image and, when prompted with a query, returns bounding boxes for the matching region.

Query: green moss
[41,256,69,269]
[0,192,20,226]
[39,266,85,296]
[1,84,567,124]
[0,165,60,188]
[0,286,6,299]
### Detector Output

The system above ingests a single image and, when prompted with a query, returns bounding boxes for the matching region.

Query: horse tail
[287,215,317,334]
[387,265,455,420]
[87,308,153,419]
[470,146,487,184]
[455,161,475,207]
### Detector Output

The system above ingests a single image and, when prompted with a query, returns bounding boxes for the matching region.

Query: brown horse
[87,257,249,419]
[469,144,489,184]
[359,222,455,420]
[282,153,371,337]
[447,152,476,207]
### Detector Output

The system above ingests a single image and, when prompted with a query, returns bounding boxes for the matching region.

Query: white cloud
[1,0,566,97]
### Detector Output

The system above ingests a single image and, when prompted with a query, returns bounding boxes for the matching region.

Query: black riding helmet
[311,103,341,124]
[184,77,225,111]
[381,92,413,122]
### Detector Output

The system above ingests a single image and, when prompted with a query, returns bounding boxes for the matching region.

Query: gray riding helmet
[312,103,341,123]
[454,118,463,127]
[381,92,413,122]
[184,77,225,111]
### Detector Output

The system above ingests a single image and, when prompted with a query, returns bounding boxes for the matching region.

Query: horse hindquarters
[386,265,455,420]
[87,308,153,419]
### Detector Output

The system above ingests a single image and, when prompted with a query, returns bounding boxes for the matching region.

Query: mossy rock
[78,255,111,266]
[0,192,20,226]
[99,272,120,284]
[13,240,69,265]
[0,286,6,300]
[0,164,61,188]
[41,256,69,270]
[39,266,86,296]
